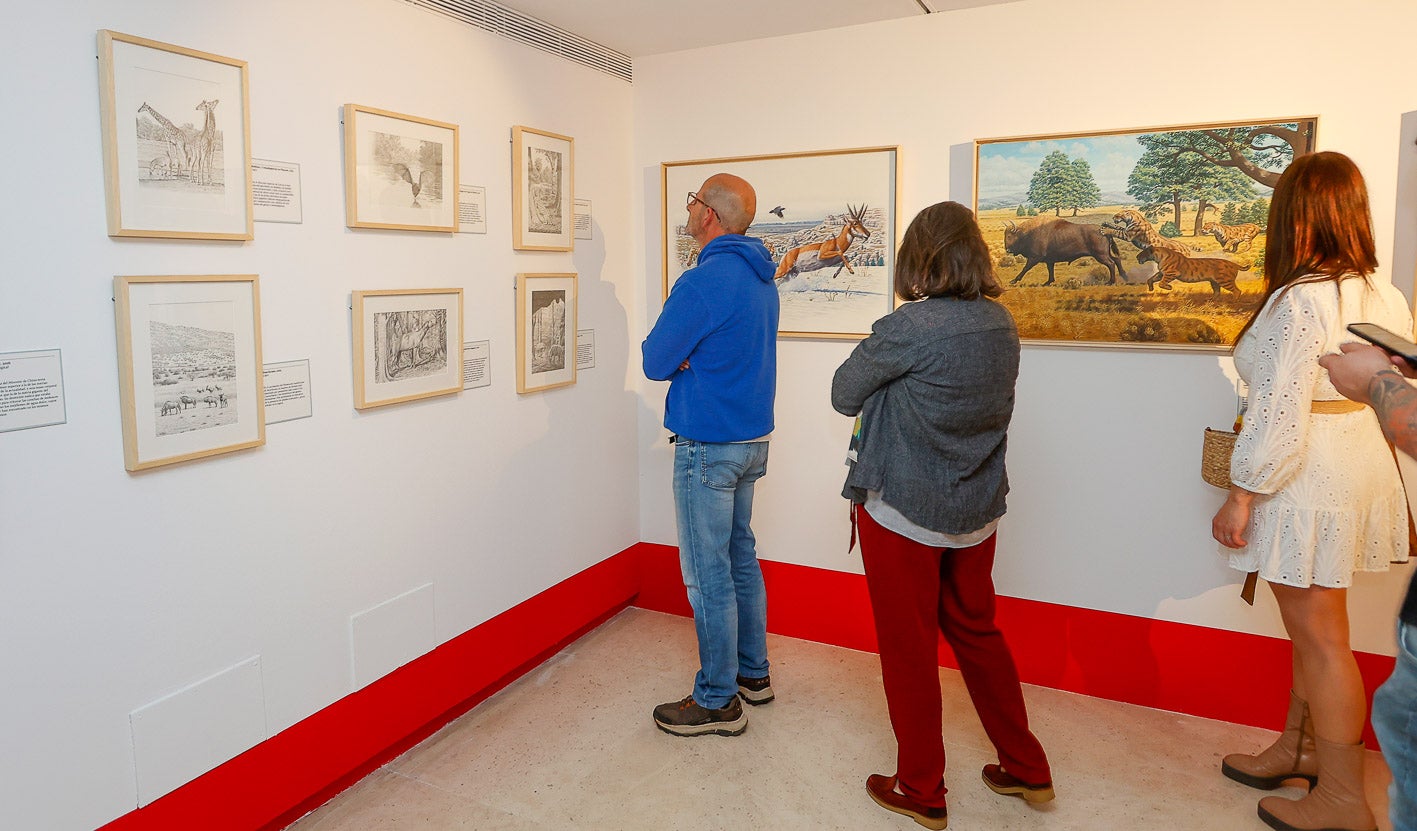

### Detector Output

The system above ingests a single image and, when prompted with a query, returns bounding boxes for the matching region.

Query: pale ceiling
[490,0,1025,58]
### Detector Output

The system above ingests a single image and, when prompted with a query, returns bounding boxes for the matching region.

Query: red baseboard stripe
[633,542,1396,747]
[100,541,1397,830]
[98,549,641,831]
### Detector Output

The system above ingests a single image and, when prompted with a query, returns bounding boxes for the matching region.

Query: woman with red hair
[1213,151,1412,831]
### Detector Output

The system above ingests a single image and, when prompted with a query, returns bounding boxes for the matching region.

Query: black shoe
[737,674,774,705]
[652,694,747,737]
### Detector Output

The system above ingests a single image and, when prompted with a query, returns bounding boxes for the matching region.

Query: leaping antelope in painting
[773,204,871,284]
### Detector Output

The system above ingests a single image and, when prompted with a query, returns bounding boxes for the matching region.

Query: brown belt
[1311,399,1365,414]
[1239,396,1396,606]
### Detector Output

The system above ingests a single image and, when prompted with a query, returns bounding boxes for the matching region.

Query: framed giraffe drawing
[973,117,1317,350]
[97,31,253,240]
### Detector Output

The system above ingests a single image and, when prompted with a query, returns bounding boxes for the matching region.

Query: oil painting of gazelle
[662,146,898,339]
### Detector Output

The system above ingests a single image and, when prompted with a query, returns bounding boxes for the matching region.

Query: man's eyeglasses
[686,191,716,213]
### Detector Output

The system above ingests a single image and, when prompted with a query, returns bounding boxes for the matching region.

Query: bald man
[643,173,780,737]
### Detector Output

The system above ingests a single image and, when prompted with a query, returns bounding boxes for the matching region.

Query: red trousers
[857,505,1051,807]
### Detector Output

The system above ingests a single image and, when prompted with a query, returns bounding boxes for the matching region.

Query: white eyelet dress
[1226,275,1414,587]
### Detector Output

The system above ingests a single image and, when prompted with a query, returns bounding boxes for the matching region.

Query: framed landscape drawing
[352,289,463,409]
[974,116,1318,349]
[516,273,577,393]
[345,105,458,232]
[113,275,264,471]
[662,146,898,339]
[97,30,253,240]
[512,126,574,251]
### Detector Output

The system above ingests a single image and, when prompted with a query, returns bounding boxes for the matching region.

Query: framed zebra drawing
[113,275,264,470]
[97,30,253,240]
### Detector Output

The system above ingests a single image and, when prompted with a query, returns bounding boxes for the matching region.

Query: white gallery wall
[0,2,638,828]
[633,0,1417,652]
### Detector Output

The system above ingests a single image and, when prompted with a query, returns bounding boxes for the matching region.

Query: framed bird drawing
[344,104,459,232]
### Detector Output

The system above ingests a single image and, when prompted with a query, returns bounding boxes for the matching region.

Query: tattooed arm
[1320,342,1417,456]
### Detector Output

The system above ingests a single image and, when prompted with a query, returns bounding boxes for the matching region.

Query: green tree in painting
[1187,165,1256,235]
[1221,202,1242,224]
[1128,139,1256,234]
[1134,123,1313,189]
[1065,158,1101,216]
[1027,151,1073,216]
[1027,151,1101,216]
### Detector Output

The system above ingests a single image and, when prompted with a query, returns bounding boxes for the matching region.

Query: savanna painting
[974,118,1317,349]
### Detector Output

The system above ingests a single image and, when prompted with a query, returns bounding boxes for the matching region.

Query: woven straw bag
[1201,428,1237,489]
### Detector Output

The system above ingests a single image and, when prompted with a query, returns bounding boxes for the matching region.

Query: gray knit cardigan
[831,295,1020,535]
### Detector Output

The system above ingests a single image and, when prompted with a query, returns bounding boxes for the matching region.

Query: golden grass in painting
[978,206,1265,347]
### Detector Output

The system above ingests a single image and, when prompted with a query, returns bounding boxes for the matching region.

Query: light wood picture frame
[516,273,577,393]
[662,146,899,340]
[512,126,574,251]
[345,104,459,232]
[113,275,264,471]
[352,289,463,409]
[97,30,253,240]
[974,116,1318,350]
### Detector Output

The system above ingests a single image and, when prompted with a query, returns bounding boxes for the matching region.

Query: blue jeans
[672,439,770,709]
[1374,618,1417,831]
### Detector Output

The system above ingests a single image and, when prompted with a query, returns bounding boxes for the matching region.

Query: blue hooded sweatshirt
[643,234,779,442]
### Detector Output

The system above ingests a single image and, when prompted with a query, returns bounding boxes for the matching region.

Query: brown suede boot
[1256,737,1377,831]
[1223,690,1318,790]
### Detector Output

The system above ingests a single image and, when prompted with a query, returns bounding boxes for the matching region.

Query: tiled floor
[287,608,1394,830]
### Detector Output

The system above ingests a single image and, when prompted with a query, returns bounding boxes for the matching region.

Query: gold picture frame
[516,273,577,393]
[97,30,253,240]
[344,104,459,232]
[113,275,264,471]
[661,146,899,340]
[352,289,464,409]
[974,116,1318,349]
[512,126,574,251]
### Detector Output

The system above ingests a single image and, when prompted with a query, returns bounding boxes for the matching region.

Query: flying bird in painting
[391,163,436,208]
[769,205,786,218]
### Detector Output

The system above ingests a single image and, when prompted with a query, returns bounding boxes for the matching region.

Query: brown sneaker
[737,674,774,705]
[866,773,948,830]
[652,694,746,737]
[982,764,1055,803]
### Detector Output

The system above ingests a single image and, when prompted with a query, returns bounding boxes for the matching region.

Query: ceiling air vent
[405,0,633,83]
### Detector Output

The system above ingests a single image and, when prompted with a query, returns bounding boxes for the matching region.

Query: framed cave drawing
[512,126,574,251]
[974,116,1318,350]
[113,275,265,471]
[97,30,253,240]
[516,273,577,393]
[662,146,898,339]
[345,104,459,232]
[352,289,463,409]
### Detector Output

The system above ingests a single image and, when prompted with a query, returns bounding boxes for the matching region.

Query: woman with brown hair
[1212,151,1411,831]
[832,201,1052,830]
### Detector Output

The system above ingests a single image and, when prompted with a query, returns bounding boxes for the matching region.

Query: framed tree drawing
[516,273,577,393]
[352,289,463,409]
[97,30,253,240]
[512,126,574,251]
[345,105,458,232]
[662,146,899,339]
[974,116,1318,349]
[113,275,264,471]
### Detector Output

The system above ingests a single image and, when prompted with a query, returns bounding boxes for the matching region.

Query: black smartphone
[1347,322,1417,367]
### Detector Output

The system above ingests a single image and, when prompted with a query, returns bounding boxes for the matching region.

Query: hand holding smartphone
[1347,323,1417,367]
